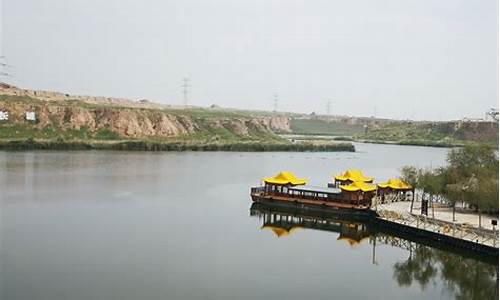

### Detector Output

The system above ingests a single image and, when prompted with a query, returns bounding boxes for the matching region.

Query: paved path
[377,201,499,230]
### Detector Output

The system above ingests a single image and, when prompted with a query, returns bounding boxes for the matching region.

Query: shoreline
[0,139,356,152]
[279,133,497,149]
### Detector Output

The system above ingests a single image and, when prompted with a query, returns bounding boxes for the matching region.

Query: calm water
[0,143,497,300]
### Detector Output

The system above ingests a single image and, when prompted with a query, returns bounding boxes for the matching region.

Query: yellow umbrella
[263,171,307,185]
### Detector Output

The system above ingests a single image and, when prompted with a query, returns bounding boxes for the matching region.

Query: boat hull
[251,193,374,218]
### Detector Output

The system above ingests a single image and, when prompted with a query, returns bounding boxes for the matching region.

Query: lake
[0,143,497,300]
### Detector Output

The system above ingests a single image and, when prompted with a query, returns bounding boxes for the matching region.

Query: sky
[1,0,498,120]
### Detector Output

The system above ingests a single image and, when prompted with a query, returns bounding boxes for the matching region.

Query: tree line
[400,144,498,220]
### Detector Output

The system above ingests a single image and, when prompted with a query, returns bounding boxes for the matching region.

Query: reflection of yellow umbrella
[337,235,370,248]
[261,225,303,238]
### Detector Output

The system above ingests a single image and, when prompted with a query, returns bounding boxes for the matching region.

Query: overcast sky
[1,0,498,120]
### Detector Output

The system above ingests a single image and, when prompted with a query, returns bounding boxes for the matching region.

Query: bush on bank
[0,138,355,152]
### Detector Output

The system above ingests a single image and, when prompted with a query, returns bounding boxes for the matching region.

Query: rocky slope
[355,120,498,145]
[289,112,498,146]
[0,83,292,141]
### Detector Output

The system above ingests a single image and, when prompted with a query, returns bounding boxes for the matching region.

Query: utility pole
[273,94,278,113]
[181,77,190,108]
[0,56,10,79]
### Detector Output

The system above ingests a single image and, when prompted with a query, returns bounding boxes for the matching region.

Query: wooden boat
[250,171,377,215]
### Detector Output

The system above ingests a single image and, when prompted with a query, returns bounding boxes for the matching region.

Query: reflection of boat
[250,202,498,264]
[250,202,372,244]
[250,204,498,296]
[261,225,303,238]
[250,172,376,215]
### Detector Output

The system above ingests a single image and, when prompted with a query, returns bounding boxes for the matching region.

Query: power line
[181,77,190,107]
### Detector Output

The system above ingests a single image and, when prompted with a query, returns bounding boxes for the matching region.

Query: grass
[0,139,355,152]
[0,94,356,152]
[355,121,498,148]
[0,123,105,141]
[290,118,365,136]
[93,128,121,140]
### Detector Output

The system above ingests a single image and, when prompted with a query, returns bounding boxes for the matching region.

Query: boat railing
[251,186,266,194]
[253,188,372,205]
[377,209,499,248]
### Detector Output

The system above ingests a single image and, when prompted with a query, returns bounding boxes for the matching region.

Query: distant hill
[287,115,498,147]
[356,120,499,147]
[0,83,354,152]
[1,82,495,149]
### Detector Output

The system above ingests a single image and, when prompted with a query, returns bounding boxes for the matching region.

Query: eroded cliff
[0,83,292,141]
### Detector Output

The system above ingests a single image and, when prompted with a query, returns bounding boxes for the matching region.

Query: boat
[250,171,377,216]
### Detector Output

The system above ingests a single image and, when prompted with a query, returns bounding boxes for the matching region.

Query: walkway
[377,200,498,230]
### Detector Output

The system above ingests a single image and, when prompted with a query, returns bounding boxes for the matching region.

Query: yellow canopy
[335,169,374,183]
[377,178,412,190]
[340,181,377,192]
[263,171,307,186]
[261,225,303,238]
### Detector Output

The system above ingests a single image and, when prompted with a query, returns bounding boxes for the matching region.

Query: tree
[447,144,498,179]
[447,145,499,213]
[400,144,499,220]
[400,165,418,187]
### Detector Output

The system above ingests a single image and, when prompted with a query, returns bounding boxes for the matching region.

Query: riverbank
[288,117,498,148]
[0,85,358,152]
[1,83,497,151]
[357,139,467,148]
[0,138,355,152]
[280,134,497,148]
[355,120,498,147]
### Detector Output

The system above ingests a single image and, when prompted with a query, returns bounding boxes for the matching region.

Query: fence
[377,209,499,248]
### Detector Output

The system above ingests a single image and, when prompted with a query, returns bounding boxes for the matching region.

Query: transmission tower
[181,78,190,107]
[487,108,499,122]
[326,99,331,115]
[0,56,10,79]
[273,94,279,113]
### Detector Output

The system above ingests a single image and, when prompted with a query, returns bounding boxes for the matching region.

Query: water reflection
[393,244,499,300]
[250,202,499,300]
[250,202,371,245]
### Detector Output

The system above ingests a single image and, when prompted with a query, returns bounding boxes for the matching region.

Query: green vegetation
[357,121,498,147]
[290,118,364,136]
[400,144,499,218]
[93,128,120,140]
[0,123,94,140]
[289,117,499,148]
[0,139,355,152]
[0,94,355,152]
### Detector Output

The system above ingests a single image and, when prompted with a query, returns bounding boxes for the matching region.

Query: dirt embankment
[444,121,498,142]
[0,83,292,139]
